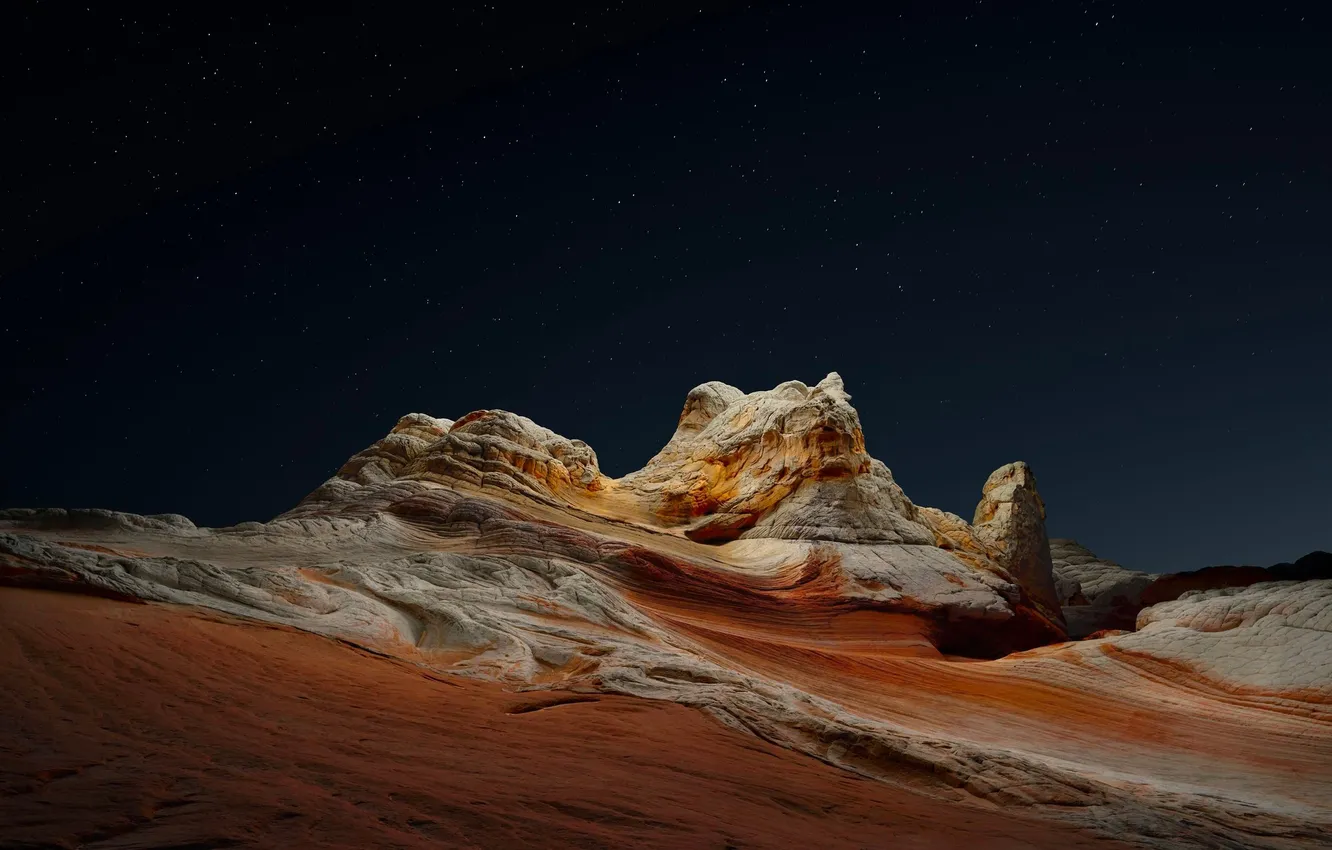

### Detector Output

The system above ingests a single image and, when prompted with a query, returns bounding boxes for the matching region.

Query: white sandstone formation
[971,462,1063,624]
[3,372,1330,850]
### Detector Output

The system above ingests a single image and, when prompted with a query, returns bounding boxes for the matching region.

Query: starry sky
[3,1,1328,572]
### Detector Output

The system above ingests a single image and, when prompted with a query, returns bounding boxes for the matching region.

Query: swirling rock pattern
[2,374,1329,849]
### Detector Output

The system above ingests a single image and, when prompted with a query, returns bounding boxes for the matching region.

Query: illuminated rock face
[3,372,1330,850]
[403,409,608,503]
[282,373,1065,652]
[620,373,936,545]
[971,462,1063,624]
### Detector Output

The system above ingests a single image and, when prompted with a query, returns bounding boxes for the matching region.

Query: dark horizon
[3,1,1328,574]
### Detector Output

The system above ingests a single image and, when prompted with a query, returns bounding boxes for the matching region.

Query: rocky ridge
[1051,539,1332,638]
[2,373,1330,849]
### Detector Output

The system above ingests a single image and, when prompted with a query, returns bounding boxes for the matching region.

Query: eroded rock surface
[1050,539,1158,637]
[0,590,1141,850]
[1052,541,1332,638]
[618,373,937,546]
[972,462,1062,624]
[2,373,1329,850]
[296,413,454,512]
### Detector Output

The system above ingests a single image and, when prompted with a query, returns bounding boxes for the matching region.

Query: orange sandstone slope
[0,589,1131,850]
[2,373,1330,849]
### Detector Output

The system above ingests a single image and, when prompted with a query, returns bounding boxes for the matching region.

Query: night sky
[3,1,1328,573]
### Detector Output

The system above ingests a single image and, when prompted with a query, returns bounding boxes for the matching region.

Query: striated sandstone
[2,372,1329,850]
[282,374,1066,653]
[0,590,1137,850]
[402,409,609,504]
[296,413,454,512]
[618,373,937,545]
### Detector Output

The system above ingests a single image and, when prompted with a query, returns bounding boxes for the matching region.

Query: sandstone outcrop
[1050,538,1157,637]
[971,462,1062,624]
[2,372,1329,850]
[403,409,609,504]
[282,374,1066,654]
[618,373,936,545]
[296,413,454,512]
[1052,541,1332,637]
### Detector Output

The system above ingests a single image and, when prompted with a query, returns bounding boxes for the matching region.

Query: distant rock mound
[1141,551,1332,607]
[1050,539,1157,637]
[1053,542,1332,637]
[1277,550,1332,581]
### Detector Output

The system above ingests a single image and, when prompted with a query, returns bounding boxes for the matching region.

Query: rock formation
[0,590,1141,850]
[2,373,1330,850]
[972,462,1063,624]
[1140,550,1332,607]
[296,413,454,511]
[618,373,936,546]
[1052,540,1332,638]
[1050,538,1158,637]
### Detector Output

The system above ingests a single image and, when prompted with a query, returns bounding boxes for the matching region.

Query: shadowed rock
[1053,542,1332,637]
[1141,551,1332,607]
[1050,539,1158,637]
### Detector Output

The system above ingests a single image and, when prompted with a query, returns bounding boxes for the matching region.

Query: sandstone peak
[292,411,455,512]
[972,460,1062,622]
[674,380,745,435]
[403,408,608,504]
[620,373,930,544]
[390,412,454,439]
[814,370,848,399]
[975,461,1043,519]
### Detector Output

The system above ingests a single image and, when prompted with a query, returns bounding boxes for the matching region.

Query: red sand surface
[0,589,1129,849]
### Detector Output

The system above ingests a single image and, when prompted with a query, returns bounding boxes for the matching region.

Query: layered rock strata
[2,373,1329,850]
